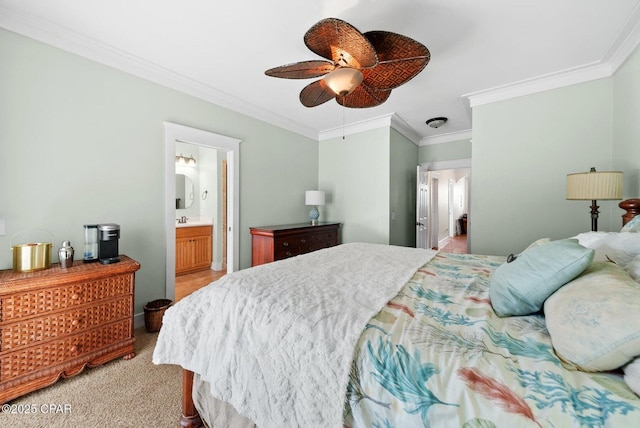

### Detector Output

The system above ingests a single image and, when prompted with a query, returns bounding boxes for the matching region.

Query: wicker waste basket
[143,299,173,332]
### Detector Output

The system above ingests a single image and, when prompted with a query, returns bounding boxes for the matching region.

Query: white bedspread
[153,242,435,428]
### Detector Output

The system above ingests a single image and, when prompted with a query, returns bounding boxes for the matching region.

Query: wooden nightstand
[250,222,340,266]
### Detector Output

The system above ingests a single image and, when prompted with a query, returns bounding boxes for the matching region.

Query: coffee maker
[98,223,120,264]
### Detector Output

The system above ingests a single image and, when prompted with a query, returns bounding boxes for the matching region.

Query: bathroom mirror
[176,174,194,209]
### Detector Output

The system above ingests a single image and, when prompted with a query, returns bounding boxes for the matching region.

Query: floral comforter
[344,253,640,428]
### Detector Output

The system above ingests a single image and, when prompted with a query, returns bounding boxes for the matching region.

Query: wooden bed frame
[180,370,202,428]
[177,198,640,428]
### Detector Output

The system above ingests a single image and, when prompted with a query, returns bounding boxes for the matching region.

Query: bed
[153,199,640,428]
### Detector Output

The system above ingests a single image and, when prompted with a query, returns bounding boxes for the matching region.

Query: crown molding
[420,129,472,146]
[318,113,421,145]
[0,6,319,141]
[463,62,612,108]
[390,114,422,145]
[420,158,472,171]
[464,7,640,109]
[604,1,640,73]
[318,113,394,141]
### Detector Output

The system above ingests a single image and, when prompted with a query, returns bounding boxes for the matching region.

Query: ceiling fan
[265,18,430,108]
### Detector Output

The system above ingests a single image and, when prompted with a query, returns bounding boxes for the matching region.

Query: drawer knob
[300,239,306,243]
[286,251,292,257]
[282,242,289,247]
[71,293,80,300]
[69,345,78,353]
[71,319,79,327]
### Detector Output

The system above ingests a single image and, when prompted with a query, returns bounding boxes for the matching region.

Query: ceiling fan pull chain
[342,104,346,140]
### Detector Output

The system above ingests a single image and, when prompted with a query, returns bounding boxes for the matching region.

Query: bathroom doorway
[174,143,228,300]
[164,122,240,301]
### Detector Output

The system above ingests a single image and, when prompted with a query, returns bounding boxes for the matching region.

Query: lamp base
[309,206,319,225]
[589,199,599,232]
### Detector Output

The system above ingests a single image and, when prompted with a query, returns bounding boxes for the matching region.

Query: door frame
[164,122,241,300]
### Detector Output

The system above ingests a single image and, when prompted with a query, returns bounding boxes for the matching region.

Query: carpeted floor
[3,327,182,427]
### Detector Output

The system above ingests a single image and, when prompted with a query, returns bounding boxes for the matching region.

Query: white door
[448,179,455,237]
[429,173,439,249]
[416,166,429,249]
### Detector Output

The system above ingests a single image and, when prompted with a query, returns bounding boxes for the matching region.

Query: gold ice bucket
[11,230,54,272]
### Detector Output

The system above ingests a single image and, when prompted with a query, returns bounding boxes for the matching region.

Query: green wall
[0,28,318,315]
[319,128,391,244]
[471,79,618,256]
[613,45,640,197]
[471,45,640,257]
[389,128,418,247]
[318,127,419,246]
[418,139,472,163]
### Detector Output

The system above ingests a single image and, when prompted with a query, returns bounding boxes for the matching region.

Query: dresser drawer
[273,236,305,260]
[0,273,133,321]
[309,231,338,250]
[0,318,132,383]
[0,296,132,352]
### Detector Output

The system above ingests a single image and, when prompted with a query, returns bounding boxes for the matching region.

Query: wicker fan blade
[336,83,391,108]
[362,31,430,90]
[304,18,377,69]
[300,79,336,107]
[265,60,335,79]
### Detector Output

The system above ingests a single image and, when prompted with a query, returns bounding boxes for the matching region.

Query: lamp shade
[566,170,623,200]
[305,190,325,206]
[323,68,363,96]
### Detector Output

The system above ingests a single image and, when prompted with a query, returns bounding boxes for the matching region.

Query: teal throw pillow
[489,239,594,317]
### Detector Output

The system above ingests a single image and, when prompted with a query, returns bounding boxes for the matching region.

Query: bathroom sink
[175,217,213,228]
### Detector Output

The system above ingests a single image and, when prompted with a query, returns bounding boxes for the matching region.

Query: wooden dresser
[250,222,340,266]
[175,225,213,276]
[0,255,140,404]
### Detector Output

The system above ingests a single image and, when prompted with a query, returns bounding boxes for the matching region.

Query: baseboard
[134,312,145,329]
[438,237,450,249]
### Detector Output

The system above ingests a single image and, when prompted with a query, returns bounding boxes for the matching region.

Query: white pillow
[621,215,640,233]
[544,261,640,371]
[623,357,640,396]
[628,254,640,283]
[573,231,640,272]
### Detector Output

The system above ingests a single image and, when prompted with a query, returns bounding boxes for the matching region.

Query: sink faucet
[177,216,188,224]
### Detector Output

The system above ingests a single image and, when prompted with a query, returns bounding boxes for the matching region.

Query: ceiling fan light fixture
[426,117,448,128]
[324,67,363,96]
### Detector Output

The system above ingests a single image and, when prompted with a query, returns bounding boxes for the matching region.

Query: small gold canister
[11,230,54,272]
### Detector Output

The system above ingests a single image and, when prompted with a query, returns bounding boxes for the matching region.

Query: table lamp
[566,167,623,231]
[305,190,325,225]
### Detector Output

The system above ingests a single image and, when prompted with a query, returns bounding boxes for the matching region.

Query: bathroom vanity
[176,224,213,276]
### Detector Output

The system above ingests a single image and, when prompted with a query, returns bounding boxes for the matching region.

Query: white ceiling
[2,0,640,143]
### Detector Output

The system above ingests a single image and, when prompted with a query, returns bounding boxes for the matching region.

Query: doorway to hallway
[417,159,471,253]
